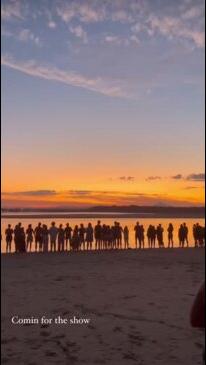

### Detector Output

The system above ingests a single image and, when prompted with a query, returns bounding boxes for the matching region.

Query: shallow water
[1,216,205,253]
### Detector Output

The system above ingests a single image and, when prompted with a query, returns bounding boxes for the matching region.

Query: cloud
[69,25,88,43]
[48,20,57,29]
[18,29,41,46]
[1,54,127,98]
[56,2,105,23]
[146,176,162,181]
[171,174,183,180]
[1,0,23,20]
[186,173,205,182]
[146,14,204,48]
[2,190,57,197]
[119,176,135,182]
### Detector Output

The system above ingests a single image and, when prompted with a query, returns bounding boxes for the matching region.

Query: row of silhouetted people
[3,221,205,253]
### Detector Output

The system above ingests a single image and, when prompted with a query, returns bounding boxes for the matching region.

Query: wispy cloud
[1,54,127,98]
[69,25,88,43]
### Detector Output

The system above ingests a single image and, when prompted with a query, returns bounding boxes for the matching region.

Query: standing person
[123,226,129,249]
[147,225,152,249]
[58,224,65,252]
[49,222,58,252]
[134,222,141,249]
[5,224,13,253]
[71,225,80,251]
[178,224,185,248]
[19,225,26,253]
[183,223,189,247]
[79,224,86,250]
[157,224,164,248]
[151,225,156,248]
[65,223,73,251]
[117,222,123,249]
[94,221,102,250]
[140,225,145,249]
[42,224,49,252]
[167,223,174,248]
[26,224,34,252]
[86,223,94,250]
[14,223,22,253]
[34,223,43,252]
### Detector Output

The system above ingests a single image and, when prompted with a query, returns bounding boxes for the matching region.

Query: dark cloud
[171,174,183,180]
[119,176,135,181]
[146,176,162,181]
[186,173,205,182]
[2,190,57,196]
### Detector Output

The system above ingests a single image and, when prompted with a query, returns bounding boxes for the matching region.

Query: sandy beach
[1,248,205,365]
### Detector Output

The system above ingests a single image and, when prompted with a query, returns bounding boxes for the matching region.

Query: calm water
[1,217,205,253]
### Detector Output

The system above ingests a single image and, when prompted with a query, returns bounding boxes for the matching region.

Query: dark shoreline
[1,213,205,219]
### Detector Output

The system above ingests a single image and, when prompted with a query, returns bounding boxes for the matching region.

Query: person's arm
[190,283,205,328]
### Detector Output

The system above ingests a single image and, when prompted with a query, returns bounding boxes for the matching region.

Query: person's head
[38,222,41,227]
[88,223,91,227]
[59,224,62,228]
[18,222,22,227]
[136,221,139,225]
[51,221,55,227]
[8,224,11,228]
[66,223,69,227]
[28,224,32,228]
[97,220,101,225]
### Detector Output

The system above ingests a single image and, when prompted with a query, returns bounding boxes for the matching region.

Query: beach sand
[1,248,205,365]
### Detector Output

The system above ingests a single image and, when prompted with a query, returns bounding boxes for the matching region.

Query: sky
[1,0,205,208]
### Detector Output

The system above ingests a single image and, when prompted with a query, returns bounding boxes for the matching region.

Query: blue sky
[1,0,205,207]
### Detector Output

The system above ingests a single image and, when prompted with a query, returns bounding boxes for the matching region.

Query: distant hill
[1,205,205,218]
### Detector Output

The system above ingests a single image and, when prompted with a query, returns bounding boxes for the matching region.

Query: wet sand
[1,248,205,365]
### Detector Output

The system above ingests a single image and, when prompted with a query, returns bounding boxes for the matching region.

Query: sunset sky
[1,0,205,208]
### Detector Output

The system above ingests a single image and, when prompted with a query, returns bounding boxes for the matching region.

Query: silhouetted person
[178,224,185,248]
[183,223,189,247]
[71,225,80,251]
[147,225,153,249]
[65,223,73,251]
[42,224,49,252]
[123,226,129,249]
[34,223,43,252]
[86,223,93,250]
[134,222,141,249]
[26,224,34,252]
[167,223,174,248]
[58,224,65,252]
[157,224,164,248]
[49,222,58,252]
[95,221,102,250]
[5,224,13,253]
